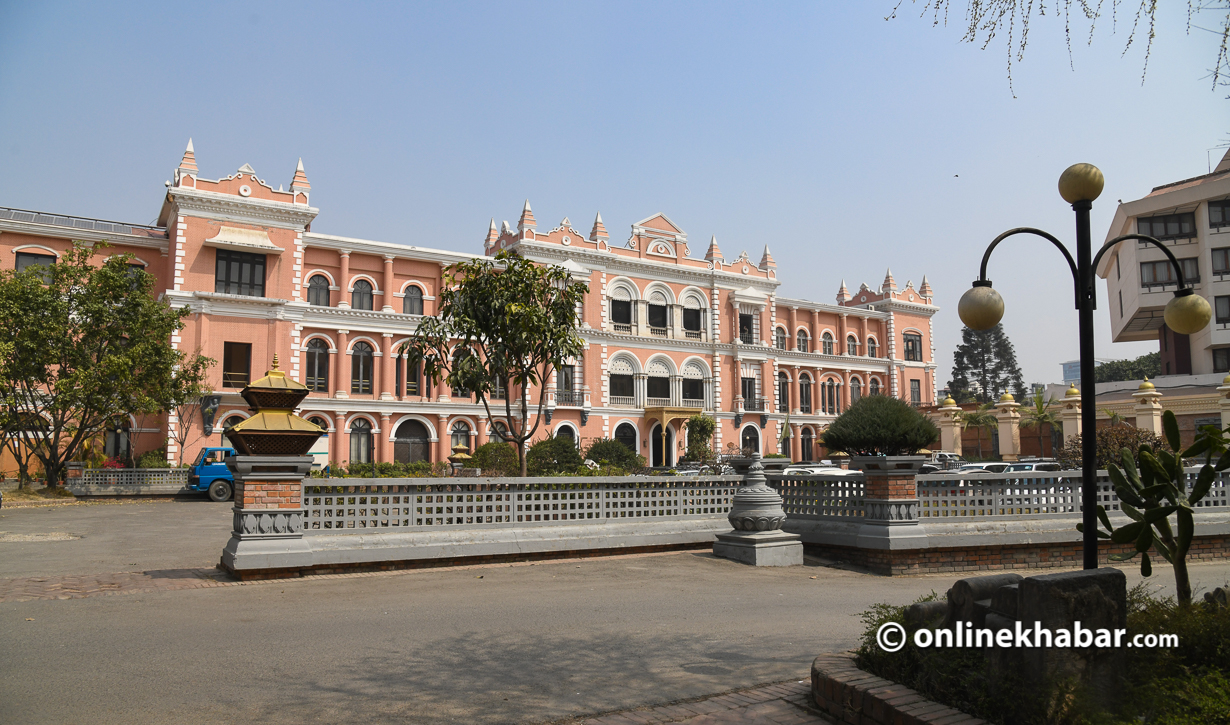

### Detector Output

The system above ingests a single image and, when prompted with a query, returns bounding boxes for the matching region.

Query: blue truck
[188,446,236,502]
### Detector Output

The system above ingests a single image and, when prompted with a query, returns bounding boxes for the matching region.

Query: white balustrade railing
[301,475,741,533]
[768,473,866,519]
[77,468,190,487]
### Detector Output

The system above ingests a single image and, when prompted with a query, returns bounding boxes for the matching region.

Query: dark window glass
[799,378,812,413]
[351,342,373,393]
[393,420,431,463]
[308,416,330,433]
[647,377,670,399]
[1214,248,1230,275]
[867,340,877,358]
[647,304,668,328]
[741,377,756,402]
[1212,201,1230,229]
[682,378,703,401]
[870,379,880,395]
[214,250,265,297]
[307,275,330,306]
[611,299,632,325]
[451,421,471,453]
[796,331,809,353]
[403,286,423,315]
[1138,212,1196,241]
[801,429,813,462]
[851,378,862,403]
[1215,349,1230,373]
[1217,296,1230,324]
[847,336,858,355]
[350,419,372,463]
[352,280,373,310]
[305,339,329,392]
[398,358,421,396]
[778,373,789,409]
[15,252,56,282]
[903,333,923,362]
[683,308,702,331]
[610,374,634,398]
[910,379,922,405]
[822,333,834,355]
[615,423,637,452]
[222,342,252,388]
[775,327,787,350]
[739,314,754,343]
[558,365,574,392]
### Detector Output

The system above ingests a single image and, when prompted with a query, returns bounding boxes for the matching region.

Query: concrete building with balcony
[0,142,939,470]
[1099,149,1230,375]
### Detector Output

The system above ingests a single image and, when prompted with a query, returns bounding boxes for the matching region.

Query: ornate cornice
[0,218,169,253]
[167,187,319,230]
[519,241,781,293]
[305,232,477,265]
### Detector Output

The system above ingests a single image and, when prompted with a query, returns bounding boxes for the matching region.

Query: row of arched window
[776,372,880,415]
[306,275,424,314]
[774,328,877,357]
[303,338,424,396]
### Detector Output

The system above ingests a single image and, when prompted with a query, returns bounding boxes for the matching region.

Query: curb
[811,653,987,725]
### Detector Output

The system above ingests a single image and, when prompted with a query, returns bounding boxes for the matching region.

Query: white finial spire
[296,157,304,172]
[186,138,194,153]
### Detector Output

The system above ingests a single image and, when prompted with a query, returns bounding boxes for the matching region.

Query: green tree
[526,434,583,476]
[683,414,717,462]
[1019,390,1061,457]
[947,324,1025,404]
[470,440,518,475]
[960,403,998,459]
[820,395,938,456]
[1057,425,1170,470]
[0,244,211,486]
[401,251,588,477]
[1094,352,1161,383]
[583,438,644,471]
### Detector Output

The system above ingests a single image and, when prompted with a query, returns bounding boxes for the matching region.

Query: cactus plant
[1082,411,1225,606]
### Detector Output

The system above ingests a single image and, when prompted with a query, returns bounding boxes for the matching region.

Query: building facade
[0,142,939,469]
[1100,149,1230,375]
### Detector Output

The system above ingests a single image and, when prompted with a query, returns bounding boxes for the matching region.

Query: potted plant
[820,395,939,472]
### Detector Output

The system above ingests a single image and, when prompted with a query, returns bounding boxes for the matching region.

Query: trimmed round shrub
[527,435,583,476]
[471,441,518,475]
[583,438,644,471]
[820,395,938,456]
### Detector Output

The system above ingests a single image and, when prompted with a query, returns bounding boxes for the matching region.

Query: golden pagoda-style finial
[271,354,280,371]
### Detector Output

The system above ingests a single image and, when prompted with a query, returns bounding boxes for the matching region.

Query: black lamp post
[957,163,1213,570]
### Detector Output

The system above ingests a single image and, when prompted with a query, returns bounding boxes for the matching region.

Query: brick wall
[811,653,987,725]
[234,481,301,509]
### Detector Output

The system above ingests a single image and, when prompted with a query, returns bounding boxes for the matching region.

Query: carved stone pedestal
[220,455,314,574]
[712,453,803,567]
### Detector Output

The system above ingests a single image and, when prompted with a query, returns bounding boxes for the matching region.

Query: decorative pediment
[635,213,682,234]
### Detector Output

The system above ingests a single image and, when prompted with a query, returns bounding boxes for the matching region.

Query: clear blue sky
[1,1,1225,387]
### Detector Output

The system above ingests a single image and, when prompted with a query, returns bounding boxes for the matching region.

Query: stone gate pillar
[936,396,963,457]
[1220,375,1230,431]
[1132,378,1163,435]
[1060,384,1082,440]
[995,393,1022,462]
[713,454,803,566]
[854,456,925,550]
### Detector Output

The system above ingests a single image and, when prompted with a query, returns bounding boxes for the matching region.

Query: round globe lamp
[958,282,1004,331]
[1164,289,1213,336]
[1058,163,1104,204]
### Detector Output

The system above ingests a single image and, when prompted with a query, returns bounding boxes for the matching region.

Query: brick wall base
[804,533,1230,576]
[811,653,987,725]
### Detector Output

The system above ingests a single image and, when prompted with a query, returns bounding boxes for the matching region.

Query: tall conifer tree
[947,324,1026,404]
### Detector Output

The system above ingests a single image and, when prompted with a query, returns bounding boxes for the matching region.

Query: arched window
[351,342,374,394]
[450,348,471,398]
[799,375,812,414]
[796,330,809,353]
[104,417,131,463]
[491,420,510,442]
[403,286,423,315]
[556,426,577,447]
[778,372,790,411]
[349,418,372,463]
[740,426,760,455]
[308,416,330,432]
[220,415,246,451]
[615,422,637,452]
[450,421,471,453]
[305,339,330,392]
[847,335,858,355]
[821,379,839,415]
[822,332,834,355]
[394,419,430,463]
[867,339,877,358]
[801,428,814,462]
[397,356,421,396]
[775,327,787,350]
[870,378,881,396]
[850,378,862,404]
[352,279,374,311]
[307,275,330,306]
[780,429,791,457]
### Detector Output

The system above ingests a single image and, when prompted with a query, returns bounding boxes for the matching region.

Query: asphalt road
[3,502,1229,724]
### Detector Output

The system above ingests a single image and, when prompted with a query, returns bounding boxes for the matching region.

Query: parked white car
[780,465,860,476]
[1004,462,1062,472]
[956,462,1011,474]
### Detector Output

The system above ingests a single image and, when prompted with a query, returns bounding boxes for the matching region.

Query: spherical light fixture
[958,281,1004,331]
[1163,289,1212,335]
[1058,163,1104,204]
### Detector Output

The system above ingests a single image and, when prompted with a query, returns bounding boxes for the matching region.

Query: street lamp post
[957,163,1213,570]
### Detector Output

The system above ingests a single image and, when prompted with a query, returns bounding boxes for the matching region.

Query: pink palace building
[0,143,940,468]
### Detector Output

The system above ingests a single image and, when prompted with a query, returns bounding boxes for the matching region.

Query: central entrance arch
[393,419,431,463]
[651,423,674,468]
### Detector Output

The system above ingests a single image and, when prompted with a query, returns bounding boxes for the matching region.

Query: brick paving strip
[546,679,828,725]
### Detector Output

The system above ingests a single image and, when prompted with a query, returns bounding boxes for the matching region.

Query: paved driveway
[2,501,1229,724]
